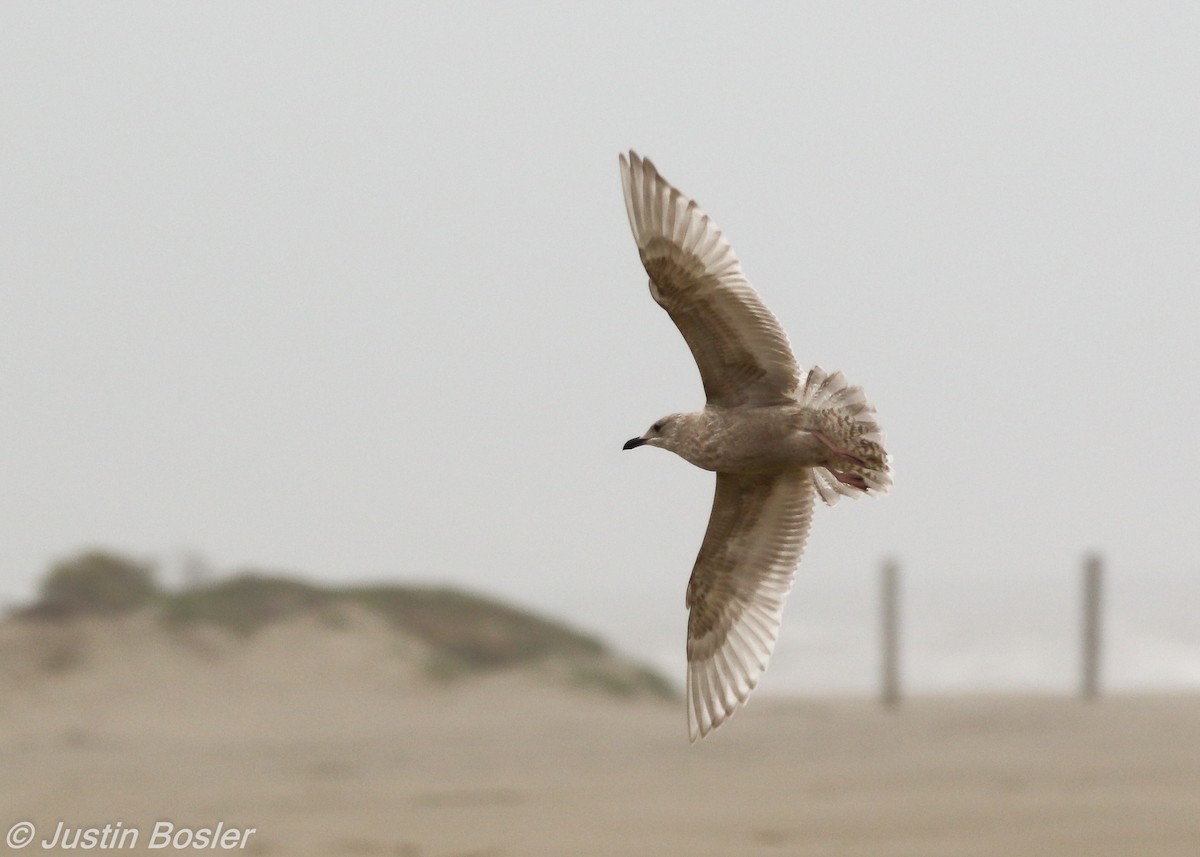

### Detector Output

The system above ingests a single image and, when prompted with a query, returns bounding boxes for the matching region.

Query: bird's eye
[652,420,664,433]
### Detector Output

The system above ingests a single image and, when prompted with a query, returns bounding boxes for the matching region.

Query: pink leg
[811,431,867,467]
[826,468,868,490]
[813,431,869,490]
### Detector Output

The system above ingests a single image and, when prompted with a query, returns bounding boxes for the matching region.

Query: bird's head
[623,413,686,453]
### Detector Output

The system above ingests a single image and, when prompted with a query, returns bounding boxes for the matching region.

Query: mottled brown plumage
[619,151,891,740]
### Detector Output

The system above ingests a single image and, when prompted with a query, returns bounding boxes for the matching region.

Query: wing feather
[684,470,815,741]
[619,151,800,407]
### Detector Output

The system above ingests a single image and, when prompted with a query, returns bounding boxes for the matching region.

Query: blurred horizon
[6,543,1197,697]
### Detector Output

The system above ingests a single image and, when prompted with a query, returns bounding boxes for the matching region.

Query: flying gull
[619,151,891,741]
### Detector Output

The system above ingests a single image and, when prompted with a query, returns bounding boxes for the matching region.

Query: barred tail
[796,366,892,505]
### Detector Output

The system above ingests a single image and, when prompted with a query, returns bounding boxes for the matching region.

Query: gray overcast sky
[3,3,1199,693]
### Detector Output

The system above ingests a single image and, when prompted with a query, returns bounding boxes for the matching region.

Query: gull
[619,151,891,741]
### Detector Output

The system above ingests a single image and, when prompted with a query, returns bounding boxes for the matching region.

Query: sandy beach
[2,614,1198,857]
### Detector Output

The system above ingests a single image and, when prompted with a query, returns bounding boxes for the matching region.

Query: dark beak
[623,437,646,450]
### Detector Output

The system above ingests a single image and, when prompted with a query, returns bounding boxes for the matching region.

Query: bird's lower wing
[685,469,815,741]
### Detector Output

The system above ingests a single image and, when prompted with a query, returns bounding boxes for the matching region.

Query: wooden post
[881,558,901,709]
[1081,553,1103,701]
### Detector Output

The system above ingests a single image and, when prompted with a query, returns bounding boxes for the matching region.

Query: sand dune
[2,614,1198,856]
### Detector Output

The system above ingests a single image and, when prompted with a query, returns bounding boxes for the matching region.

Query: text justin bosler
[41,820,257,849]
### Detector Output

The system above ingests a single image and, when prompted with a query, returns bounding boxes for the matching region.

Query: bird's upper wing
[620,151,800,407]
[685,469,815,741]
